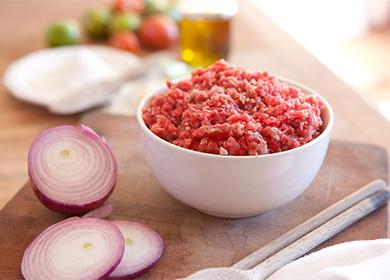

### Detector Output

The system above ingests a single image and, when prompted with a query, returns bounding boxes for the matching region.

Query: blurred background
[256,0,390,119]
[3,0,390,118]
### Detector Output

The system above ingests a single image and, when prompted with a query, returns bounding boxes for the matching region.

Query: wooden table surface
[1,0,390,210]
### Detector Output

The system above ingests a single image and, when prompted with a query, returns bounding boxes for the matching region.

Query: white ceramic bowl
[136,78,334,218]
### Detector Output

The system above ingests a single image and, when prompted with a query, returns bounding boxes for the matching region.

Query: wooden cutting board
[0,113,388,280]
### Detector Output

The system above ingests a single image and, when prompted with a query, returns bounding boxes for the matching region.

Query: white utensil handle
[233,179,386,269]
[252,188,390,280]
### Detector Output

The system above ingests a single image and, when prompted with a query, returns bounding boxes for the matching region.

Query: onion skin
[109,267,159,280]
[28,125,117,215]
[29,181,115,215]
[109,267,158,280]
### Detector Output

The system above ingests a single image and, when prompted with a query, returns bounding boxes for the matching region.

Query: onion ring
[21,217,124,280]
[28,125,117,214]
[109,221,164,279]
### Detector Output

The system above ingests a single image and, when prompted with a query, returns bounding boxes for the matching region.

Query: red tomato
[139,15,178,49]
[109,31,140,53]
[112,0,145,14]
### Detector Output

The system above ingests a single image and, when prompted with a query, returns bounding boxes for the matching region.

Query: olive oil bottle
[177,0,238,67]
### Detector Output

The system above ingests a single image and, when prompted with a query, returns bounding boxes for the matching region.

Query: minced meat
[142,60,323,156]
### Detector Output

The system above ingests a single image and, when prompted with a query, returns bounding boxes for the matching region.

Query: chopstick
[233,179,387,270]
[252,186,390,280]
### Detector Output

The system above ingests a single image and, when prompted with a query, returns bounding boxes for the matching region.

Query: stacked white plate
[3,45,140,114]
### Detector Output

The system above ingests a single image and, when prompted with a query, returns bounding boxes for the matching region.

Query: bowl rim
[136,76,334,159]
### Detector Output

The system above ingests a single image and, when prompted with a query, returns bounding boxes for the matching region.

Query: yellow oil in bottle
[179,15,232,67]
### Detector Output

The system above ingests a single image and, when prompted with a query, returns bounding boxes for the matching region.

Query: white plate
[3,45,140,106]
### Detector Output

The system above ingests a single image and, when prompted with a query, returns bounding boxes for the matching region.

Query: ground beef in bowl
[142,60,324,156]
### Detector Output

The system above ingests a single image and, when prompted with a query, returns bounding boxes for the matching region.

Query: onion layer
[109,221,164,279]
[21,217,124,280]
[28,125,117,215]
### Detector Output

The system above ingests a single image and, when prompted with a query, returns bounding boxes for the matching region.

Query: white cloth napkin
[103,75,163,116]
[267,239,390,280]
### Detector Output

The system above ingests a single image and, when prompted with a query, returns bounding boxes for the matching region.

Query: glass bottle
[177,0,238,67]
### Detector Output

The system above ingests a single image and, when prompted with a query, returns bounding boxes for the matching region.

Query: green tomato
[84,9,111,39]
[46,20,80,47]
[109,12,141,34]
[144,0,167,14]
[144,0,179,20]
[145,0,166,15]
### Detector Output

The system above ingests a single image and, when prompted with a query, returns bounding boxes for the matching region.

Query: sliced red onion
[21,217,124,280]
[28,124,117,215]
[109,221,164,279]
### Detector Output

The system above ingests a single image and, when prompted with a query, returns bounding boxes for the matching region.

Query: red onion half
[28,125,117,215]
[109,221,164,279]
[21,217,124,280]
